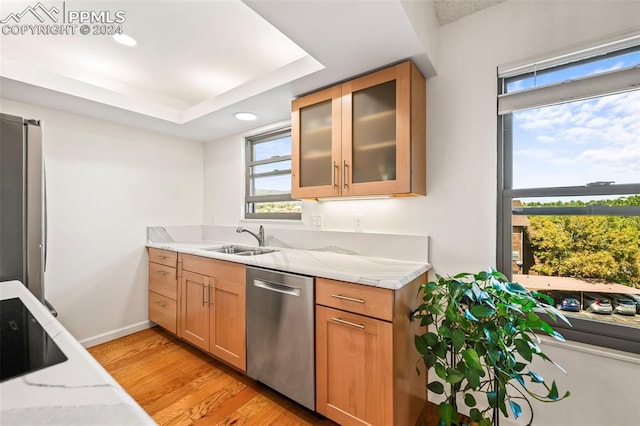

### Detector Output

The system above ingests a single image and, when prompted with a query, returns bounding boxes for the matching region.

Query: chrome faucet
[236,225,265,247]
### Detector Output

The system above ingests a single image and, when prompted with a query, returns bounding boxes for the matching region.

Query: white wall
[0,98,204,345]
[203,1,640,424]
[428,1,640,425]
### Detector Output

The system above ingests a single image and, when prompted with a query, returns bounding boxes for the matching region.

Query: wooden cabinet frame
[148,248,178,334]
[292,85,343,198]
[315,275,426,426]
[292,61,426,199]
[178,254,247,372]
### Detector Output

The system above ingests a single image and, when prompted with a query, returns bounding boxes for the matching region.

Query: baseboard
[80,320,153,348]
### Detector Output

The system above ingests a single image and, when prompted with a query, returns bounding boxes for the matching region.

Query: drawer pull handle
[155,301,166,308]
[157,255,169,259]
[156,271,169,276]
[331,317,365,329]
[331,294,365,304]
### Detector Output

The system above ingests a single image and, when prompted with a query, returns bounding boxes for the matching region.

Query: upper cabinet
[291,61,426,199]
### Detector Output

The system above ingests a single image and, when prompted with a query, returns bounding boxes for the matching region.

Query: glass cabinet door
[291,61,424,199]
[341,61,418,197]
[351,80,397,184]
[291,85,341,198]
[300,100,333,188]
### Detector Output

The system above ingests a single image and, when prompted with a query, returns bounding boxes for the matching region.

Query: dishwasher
[246,266,315,411]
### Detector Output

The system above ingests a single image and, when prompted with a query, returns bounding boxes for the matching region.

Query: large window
[245,128,301,220]
[497,39,640,353]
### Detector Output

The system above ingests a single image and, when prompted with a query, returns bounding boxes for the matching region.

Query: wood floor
[88,327,445,425]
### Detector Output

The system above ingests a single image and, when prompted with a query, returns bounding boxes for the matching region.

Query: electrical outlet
[311,214,323,229]
[353,213,364,232]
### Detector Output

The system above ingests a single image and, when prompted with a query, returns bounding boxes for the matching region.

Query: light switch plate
[353,213,364,232]
[311,214,323,229]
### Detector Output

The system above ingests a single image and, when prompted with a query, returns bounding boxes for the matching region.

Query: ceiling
[434,0,505,26]
[0,0,504,141]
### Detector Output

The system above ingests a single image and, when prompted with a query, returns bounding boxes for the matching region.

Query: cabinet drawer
[149,291,176,334]
[148,248,177,268]
[182,254,245,283]
[316,278,393,322]
[149,263,177,300]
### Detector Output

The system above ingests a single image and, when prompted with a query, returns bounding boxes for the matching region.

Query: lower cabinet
[316,305,394,425]
[179,254,246,372]
[148,248,178,334]
[209,278,246,368]
[180,270,210,351]
[149,249,424,424]
[315,276,426,426]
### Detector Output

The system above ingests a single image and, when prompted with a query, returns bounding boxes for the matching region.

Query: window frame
[245,127,301,220]
[496,45,640,354]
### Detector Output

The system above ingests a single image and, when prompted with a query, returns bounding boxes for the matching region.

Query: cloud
[513,90,640,186]
[536,135,555,143]
[592,61,626,75]
[576,143,640,178]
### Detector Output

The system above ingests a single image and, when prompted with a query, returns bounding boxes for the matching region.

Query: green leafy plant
[414,269,571,426]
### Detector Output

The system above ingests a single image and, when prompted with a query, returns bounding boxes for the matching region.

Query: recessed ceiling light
[234,112,257,121]
[113,34,137,47]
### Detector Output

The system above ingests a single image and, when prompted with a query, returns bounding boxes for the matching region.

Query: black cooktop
[1,297,68,382]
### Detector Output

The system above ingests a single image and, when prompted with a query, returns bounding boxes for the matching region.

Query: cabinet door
[180,270,210,351]
[341,62,412,197]
[316,305,393,426]
[292,85,342,199]
[209,278,246,371]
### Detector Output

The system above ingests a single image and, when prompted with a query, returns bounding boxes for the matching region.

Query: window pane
[506,48,640,93]
[251,174,291,197]
[246,128,298,220]
[252,201,301,214]
[252,135,291,161]
[252,160,291,175]
[512,90,640,189]
[512,196,640,329]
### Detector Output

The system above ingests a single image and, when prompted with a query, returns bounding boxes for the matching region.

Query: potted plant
[414,269,570,426]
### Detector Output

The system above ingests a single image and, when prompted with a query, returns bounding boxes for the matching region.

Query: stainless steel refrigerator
[0,113,47,306]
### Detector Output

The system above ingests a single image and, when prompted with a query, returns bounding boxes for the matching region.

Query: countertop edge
[146,241,431,290]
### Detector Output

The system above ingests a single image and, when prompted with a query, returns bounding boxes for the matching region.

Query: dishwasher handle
[253,279,301,297]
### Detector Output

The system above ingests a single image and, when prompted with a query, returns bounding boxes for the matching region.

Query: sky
[510,50,640,192]
[252,135,292,195]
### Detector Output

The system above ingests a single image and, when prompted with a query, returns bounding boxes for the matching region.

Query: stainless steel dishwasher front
[246,266,315,410]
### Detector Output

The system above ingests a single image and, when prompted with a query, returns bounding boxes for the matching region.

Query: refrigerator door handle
[25,119,45,304]
[44,167,48,272]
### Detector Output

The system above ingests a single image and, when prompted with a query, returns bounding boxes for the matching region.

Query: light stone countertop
[147,241,430,290]
[0,281,155,426]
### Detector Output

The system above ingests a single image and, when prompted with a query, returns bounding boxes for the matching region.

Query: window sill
[538,333,640,364]
[239,218,304,226]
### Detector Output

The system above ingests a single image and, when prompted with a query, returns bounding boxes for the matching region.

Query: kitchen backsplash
[148,225,428,263]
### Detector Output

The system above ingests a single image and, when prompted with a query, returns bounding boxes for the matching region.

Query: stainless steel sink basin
[202,245,277,256]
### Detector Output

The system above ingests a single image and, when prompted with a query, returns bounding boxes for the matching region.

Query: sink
[202,245,277,256]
